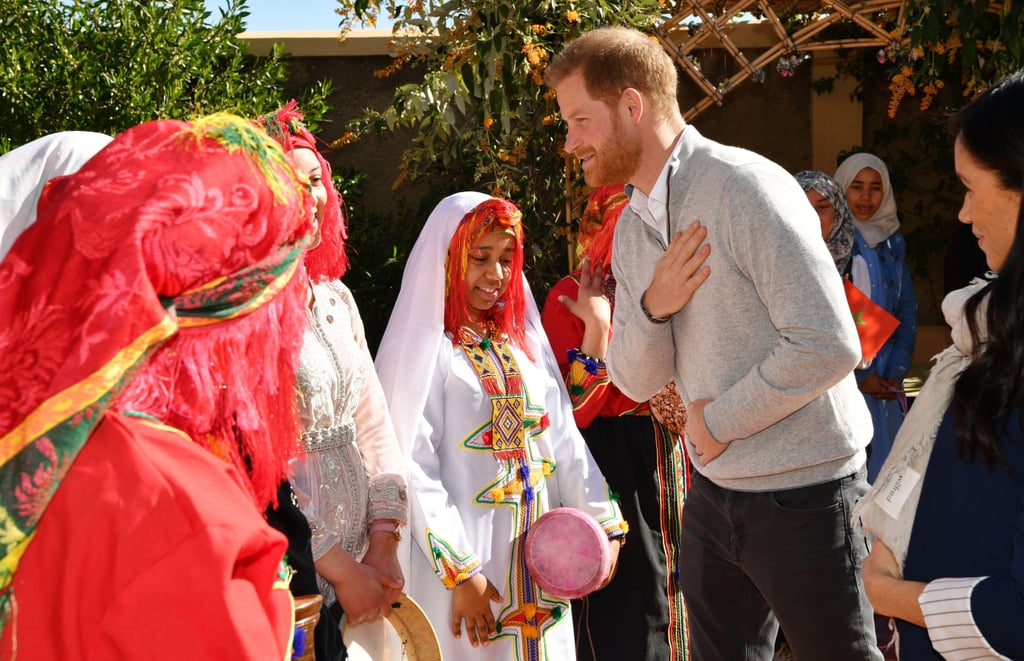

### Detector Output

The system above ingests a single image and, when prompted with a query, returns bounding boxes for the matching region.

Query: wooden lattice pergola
[656,0,909,120]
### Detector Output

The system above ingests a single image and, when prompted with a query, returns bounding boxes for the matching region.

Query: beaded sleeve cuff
[310,525,342,562]
[566,348,609,404]
[426,530,482,589]
[367,473,409,526]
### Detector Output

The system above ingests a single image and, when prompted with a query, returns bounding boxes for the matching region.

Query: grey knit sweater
[608,126,871,491]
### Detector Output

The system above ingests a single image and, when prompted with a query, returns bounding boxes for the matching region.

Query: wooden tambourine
[343,592,441,661]
[292,594,323,661]
[524,507,611,599]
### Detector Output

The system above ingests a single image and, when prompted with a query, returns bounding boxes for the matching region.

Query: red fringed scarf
[259,99,349,282]
[576,184,628,271]
[0,114,313,626]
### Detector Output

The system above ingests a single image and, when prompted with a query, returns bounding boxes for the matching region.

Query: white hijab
[0,131,113,259]
[834,152,900,249]
[373,191,567,594]
[375,191,560,456]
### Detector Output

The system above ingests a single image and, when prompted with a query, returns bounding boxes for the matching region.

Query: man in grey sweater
[547,27,881,660]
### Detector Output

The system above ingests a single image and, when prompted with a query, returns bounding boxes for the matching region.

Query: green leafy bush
[0,0,331,151]
[335,0,671,295]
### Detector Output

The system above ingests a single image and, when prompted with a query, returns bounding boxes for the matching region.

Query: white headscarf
[0,131,113,259]
[374,191,558,457]
[853,276,991,567]
[834,152,900,249]
[374,191,567,588]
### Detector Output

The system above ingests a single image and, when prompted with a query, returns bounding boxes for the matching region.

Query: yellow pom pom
[455,572,470,584]
[523,624,540,639]
[542,462,553,476]
[490,487,505,502]
[619,521,630,535]
[441,576,456,589]
[523,603,537,619]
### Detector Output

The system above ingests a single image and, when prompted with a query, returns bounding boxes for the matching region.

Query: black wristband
[641,290,672,324]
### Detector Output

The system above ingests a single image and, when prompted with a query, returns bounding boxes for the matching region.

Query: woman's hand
[558,258,611,328]
[859,372,899,400]
[451,573,501,647]
[315,544,404,624]
[361,528,405,609]
[861,539,926,627]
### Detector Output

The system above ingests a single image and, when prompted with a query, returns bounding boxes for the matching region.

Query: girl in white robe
[375,192,626,660]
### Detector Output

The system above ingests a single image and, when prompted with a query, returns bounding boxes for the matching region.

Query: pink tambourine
[524,507,611,599]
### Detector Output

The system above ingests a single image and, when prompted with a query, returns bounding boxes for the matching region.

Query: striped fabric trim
[0,316,176,464]
[653,420,689,660]
[919,576,1011,660]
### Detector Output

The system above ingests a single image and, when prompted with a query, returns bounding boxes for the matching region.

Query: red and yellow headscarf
[444,198,528,351]
[0,114,313,625]
[575,184,628,271]
[259,99,349,282]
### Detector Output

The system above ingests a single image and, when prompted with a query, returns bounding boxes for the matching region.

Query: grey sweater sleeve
[606,215,677,403]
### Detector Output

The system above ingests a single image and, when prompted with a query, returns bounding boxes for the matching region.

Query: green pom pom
[494,621,503,633]
[432,548,443,559]
[552,606,565,621]
[570,384,584,396]
[480,337,492,350]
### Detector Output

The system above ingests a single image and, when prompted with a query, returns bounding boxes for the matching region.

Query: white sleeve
[920,576,1012,661]
[851,254,870,297]
[535,347,626,536]
[407,345,481,586]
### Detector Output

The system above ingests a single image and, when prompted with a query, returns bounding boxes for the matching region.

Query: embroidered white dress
[407,332,624,661]
[289,280,407,603]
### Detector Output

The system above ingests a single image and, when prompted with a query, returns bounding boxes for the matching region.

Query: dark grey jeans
[679,468,882,660]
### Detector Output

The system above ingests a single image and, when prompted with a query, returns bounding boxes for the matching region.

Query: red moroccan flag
[843,279,900,362]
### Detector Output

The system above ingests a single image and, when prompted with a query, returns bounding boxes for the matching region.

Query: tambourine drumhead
[343,593,441,661]
[524,507,610,599]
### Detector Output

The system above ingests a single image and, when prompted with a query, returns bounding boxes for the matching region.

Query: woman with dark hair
[856,69,1024,660]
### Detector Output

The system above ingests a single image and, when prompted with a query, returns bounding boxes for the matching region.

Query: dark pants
[572,415,688,660]
[679,468,881,661]
[265,480,346,661]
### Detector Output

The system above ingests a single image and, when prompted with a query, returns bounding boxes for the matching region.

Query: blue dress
[899,408,1024,659]
[852,230,917,481]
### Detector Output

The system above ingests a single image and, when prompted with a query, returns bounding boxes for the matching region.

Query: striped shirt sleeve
[919,576,1012,660]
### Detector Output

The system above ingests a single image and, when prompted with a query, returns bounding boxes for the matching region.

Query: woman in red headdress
[0,114,314,659]
[258,102,409,659]
[541,183,691,660]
